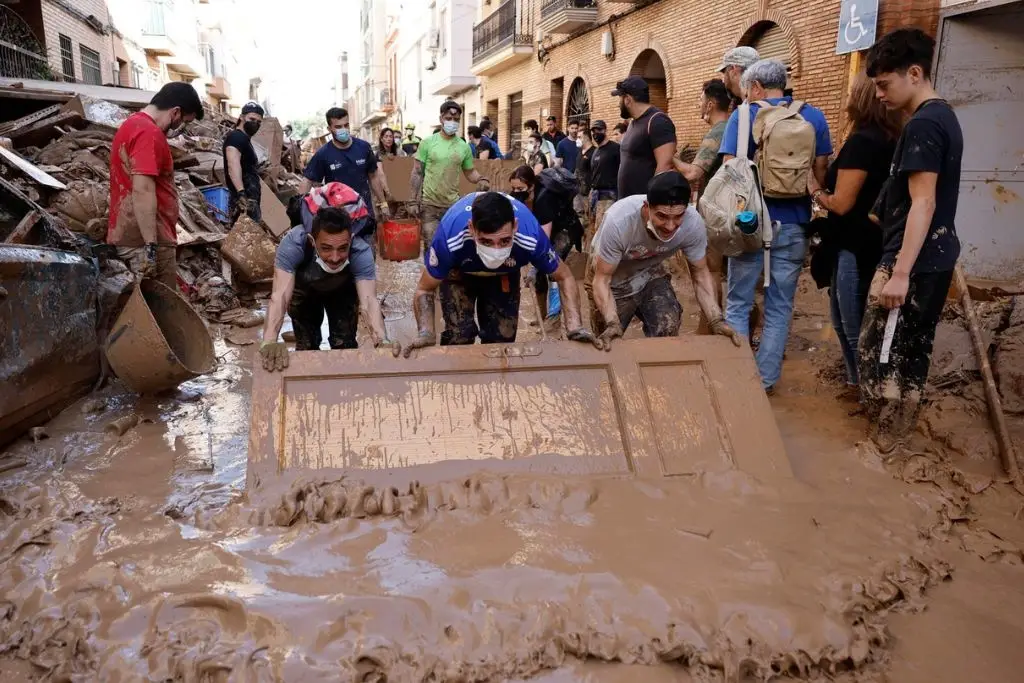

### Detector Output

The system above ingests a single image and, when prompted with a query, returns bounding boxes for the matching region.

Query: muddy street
[2,272,1024,682]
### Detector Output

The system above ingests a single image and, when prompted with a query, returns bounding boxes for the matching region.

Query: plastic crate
[201,186,231,222]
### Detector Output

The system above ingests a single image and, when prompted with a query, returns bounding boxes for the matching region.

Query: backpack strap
[737,103,751,159]
[787,100,805,114]
[646,110,666,136]
[756,101,801,144]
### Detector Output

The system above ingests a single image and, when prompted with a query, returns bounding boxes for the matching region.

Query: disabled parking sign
[836,0,878,54]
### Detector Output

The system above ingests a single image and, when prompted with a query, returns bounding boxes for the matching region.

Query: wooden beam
[4,210,41,245]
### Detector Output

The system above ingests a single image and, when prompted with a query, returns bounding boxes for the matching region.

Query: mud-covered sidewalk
[2,271,1024,682]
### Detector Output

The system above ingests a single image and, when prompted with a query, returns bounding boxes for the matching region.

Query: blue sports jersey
[426,192,560,278]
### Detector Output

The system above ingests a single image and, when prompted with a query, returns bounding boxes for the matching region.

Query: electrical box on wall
[601,31,614,57]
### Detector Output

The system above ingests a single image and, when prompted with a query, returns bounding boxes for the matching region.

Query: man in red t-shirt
[108,82,204,289]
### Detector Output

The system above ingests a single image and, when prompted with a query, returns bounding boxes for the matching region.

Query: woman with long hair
[376,127,404,159]
[809,73,903,394]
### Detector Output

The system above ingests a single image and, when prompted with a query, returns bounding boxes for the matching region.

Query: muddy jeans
[830,249,869,385]
[420,203,448,252]
[858,267,953,441]
[440,270,521,345]
[586,190,616,253]
[588,274,682,337]
[117,245,177,291]
[288,285,360,350]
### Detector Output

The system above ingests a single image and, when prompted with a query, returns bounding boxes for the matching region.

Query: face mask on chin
[311,238,349,273]
[646,219,676,243]
[475,242,512,269]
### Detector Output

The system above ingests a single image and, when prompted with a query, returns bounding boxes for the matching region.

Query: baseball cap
[611,76,649,98]
[545,115,557,122]
[590,119,607,131]
[646,171,691,207]
[241,101,265,116]
[717,46,760,72]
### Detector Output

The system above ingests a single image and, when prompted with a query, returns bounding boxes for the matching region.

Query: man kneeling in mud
[260,204,394,371]
[402,191,600,356]
[586,171,740,349]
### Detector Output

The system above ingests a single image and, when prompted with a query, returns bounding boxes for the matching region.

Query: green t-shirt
[416,132,474,207]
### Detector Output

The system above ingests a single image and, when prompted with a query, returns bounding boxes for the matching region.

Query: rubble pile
[0,93,307,322]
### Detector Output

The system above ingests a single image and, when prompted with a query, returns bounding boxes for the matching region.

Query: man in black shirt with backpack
[859,28,964,452]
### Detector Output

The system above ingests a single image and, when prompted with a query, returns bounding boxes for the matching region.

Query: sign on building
[836,0,879,54]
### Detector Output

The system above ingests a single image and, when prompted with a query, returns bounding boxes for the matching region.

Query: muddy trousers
[440,271,521,345]
[117,245,177,291]
[588,275,682,337]
[533,230,573,316]
[858,268,953,441]
[288,286,360,351]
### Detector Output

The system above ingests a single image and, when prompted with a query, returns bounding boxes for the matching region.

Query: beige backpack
[752,100,816,199]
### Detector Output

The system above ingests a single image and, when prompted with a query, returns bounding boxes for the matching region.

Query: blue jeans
[725,222,808,389]
[830,249,868,385]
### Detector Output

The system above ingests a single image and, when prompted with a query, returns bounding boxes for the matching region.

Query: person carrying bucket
[260,184,395,372]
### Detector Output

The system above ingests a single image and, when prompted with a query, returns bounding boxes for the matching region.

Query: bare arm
[299,177,315,195]
[462,166,484,184]
[131,174,159,244]
[893,171,938,277]
[548,261,584,331]
[688,257,724,322]
[478,148,491,160]
[262,268,296,343]
[722,154,735,163]
[410,159,425,203]
[369,167,391,204]
[540,222,553,238]
[356,278,387,345]
[591,256,620,330]
[653,142,676,174]
[225,146,244,193]
[412,268,443,337]
[812,154,829,187]
[672,157,706,185]
[812,169,868,216]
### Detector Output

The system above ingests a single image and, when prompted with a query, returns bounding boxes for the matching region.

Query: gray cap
[717,46,760,72]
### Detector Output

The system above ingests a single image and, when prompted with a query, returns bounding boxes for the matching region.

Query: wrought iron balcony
[471,0,534,76]
[540,0,598,35]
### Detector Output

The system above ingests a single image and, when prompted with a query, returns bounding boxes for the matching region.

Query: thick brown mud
[2,270,1024,681]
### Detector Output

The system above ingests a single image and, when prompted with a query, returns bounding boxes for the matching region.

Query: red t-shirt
[107,111,179,246]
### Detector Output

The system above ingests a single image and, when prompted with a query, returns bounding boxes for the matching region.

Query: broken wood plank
[9,111,85,149]
[0,104,61,136]
[4,210,41,245]
[259,179,291,238]
[0,146,67,190]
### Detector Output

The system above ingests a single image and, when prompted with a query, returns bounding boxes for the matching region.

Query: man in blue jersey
[402,192,599,356]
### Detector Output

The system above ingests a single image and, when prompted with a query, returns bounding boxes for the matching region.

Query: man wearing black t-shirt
[223,101,264,222]
[585,120,620,248]
[860,28,964,451]
[613,77,677,198]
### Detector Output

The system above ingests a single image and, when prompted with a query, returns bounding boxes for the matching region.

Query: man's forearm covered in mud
[689,257,740,346]
[549,262,601,348]
[408,160,425,217]
[402,269,440,357]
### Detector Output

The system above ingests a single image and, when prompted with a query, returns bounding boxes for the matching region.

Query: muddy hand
[401,333,436,358]
[709,317,742,347]
[407,202,421,218]
[597,322,623,352]
[375,337,402,358]
[476,178,491,192]
[259,341,290,372]
[567,328,603,350]
[378,202,391,220]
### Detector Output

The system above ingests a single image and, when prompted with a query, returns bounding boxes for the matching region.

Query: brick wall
[41,0,115,84]
[479,0,942,155]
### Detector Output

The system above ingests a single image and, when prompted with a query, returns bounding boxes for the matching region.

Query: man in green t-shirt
[409,100,490,248]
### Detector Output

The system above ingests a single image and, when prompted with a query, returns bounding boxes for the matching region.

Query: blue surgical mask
[334,129,351,144]
[442,121,458,136]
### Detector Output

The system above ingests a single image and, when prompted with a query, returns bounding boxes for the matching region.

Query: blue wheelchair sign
[836,0,878,55]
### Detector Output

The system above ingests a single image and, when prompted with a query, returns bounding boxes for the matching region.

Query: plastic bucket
[378,219,421,261]
[201,186,231,222]
[105,279,215,394]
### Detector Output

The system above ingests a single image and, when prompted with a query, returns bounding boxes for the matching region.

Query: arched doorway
[565,77,590,130]
[629,49,668,112]
[740,21,793,87]
[0,5,50,80]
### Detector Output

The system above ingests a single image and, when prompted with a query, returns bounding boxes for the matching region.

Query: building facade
[468,0,942,158]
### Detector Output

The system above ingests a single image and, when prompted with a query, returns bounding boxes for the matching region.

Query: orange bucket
[378,219,421,262]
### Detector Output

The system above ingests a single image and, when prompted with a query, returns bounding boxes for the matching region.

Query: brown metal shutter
[753,24,790,71]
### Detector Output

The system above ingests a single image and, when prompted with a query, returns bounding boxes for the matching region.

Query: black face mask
[243,120,261,136]
[510,190,530,203]
[592,132,606,144]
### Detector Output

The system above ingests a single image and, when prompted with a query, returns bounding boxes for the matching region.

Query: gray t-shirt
[593,195,706,298]
[274,225,376,281]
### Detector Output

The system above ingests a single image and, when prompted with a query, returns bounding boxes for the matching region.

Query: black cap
[646,171,691,207]
[546,115,557,122]
[590,119,607,131]
[611,76,649,99]
[241,101,265,116]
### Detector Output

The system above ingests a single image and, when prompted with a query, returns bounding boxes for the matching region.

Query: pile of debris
[0,92,304,323]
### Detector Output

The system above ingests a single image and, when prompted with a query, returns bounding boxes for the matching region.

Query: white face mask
[646,220,676,243]
[442,120,459,136]
[576,137,583,148]
[315,253,349,274]
[476,242,512,269]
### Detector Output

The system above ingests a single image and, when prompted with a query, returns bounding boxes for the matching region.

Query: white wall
[396,0,445,137]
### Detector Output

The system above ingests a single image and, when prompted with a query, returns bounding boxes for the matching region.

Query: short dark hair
[566,120,580,128]
[470,192,515,235]
[523,119,538,131]
[509,164,536,187]
[480,119,494,132]
[646,171,691,207]
[150,82,204,120]
[528,131,542,142]
[325,107,348,125]
[866,27,936,80]
[546,115,557,122]
[467,125,482,138]
[311,206,352,236]
[613,122,628,134]
[702,79,732,112]
[440,100,462,115]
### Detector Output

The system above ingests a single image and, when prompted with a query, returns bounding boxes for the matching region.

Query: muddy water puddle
[2,272,1024,681]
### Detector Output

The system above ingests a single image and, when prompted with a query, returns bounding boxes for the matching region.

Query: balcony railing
[472,0,534,65]
[0,38,53,81]
[541,0,597,19]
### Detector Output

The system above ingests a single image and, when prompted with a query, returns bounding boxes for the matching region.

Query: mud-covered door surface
[249,337,790,489]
